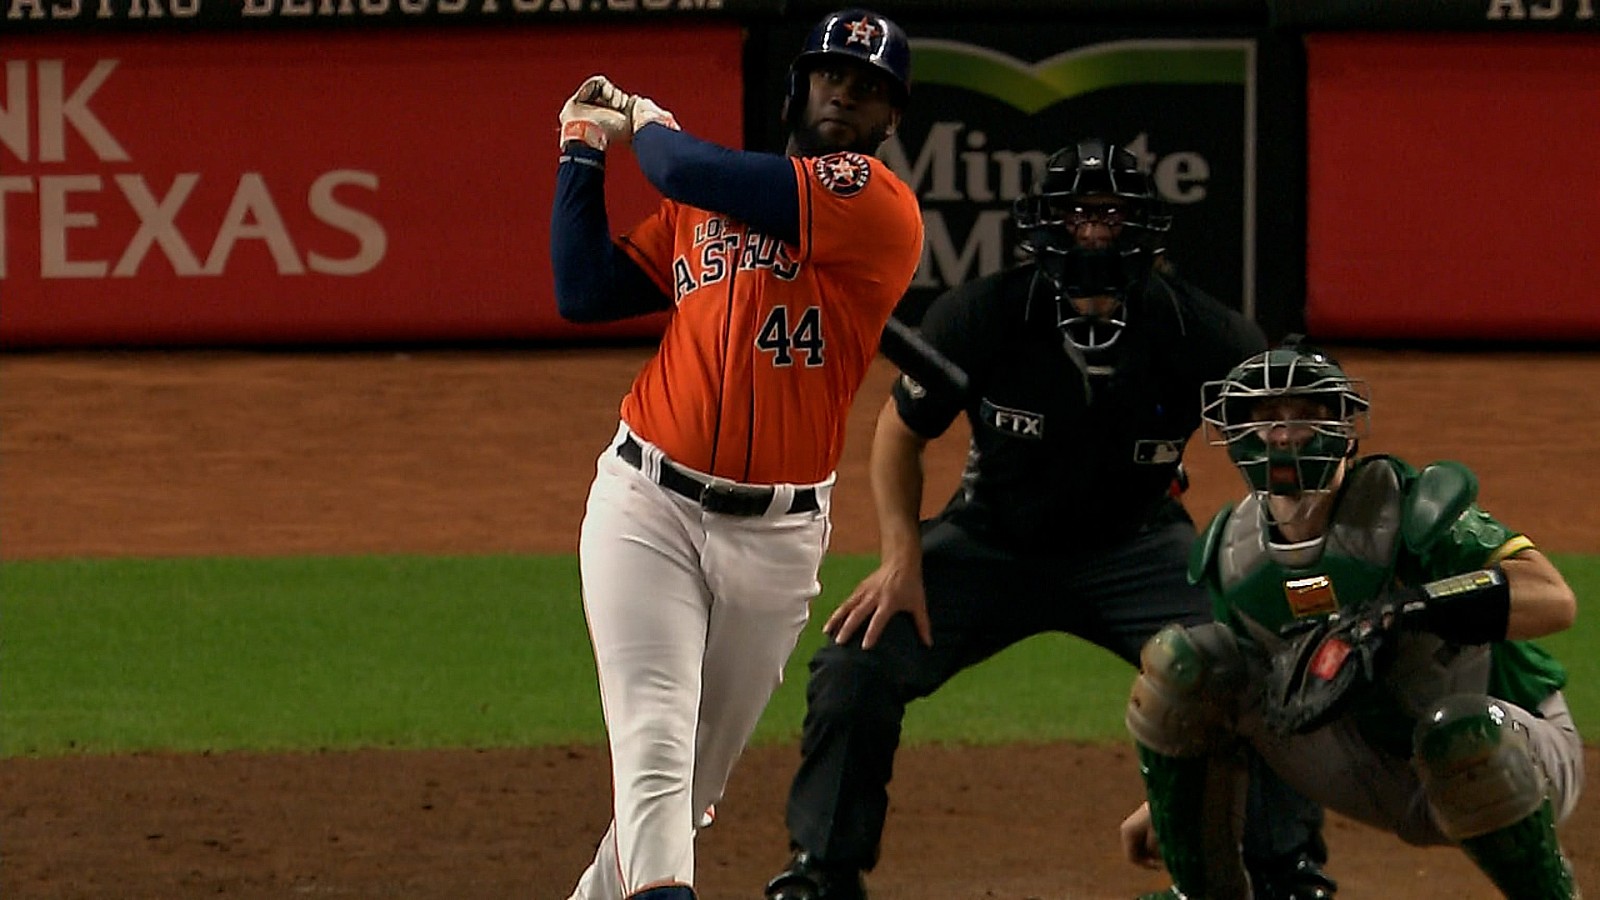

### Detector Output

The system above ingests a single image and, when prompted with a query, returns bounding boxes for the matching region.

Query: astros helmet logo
[843,18,881,46]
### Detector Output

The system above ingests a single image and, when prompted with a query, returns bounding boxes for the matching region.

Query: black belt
[617,434,819,517]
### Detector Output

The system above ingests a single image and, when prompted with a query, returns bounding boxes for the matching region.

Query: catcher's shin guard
[1459,800,1579,900]
[1137,744,1252,900]
[1415,694,1578,899]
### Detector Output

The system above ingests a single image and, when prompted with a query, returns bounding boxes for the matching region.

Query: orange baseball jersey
[617,151,924,485]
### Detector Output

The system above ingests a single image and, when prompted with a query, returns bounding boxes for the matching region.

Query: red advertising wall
[1305,34,1600,342]
[1,27,742,347]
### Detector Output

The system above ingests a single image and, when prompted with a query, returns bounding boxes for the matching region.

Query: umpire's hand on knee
[825,560,932,650]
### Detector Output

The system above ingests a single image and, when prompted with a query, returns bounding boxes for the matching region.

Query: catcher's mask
[784,7,911,144]
[1201,338,1370,503]
[1013,138,1171,354]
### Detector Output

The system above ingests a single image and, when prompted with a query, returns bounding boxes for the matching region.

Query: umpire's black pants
[783,510,1325,876]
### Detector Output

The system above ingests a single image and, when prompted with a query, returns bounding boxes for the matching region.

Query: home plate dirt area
[2,347,1596,899]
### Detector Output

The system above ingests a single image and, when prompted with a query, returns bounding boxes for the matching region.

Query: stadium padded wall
[10,0,1597,348]
[1303,33,1600,342]
[0,28,741,348]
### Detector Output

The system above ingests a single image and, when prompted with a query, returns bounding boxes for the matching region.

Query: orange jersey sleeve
[617,153,923,484]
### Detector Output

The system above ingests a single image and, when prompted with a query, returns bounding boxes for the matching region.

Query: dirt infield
[2,346,1596,899]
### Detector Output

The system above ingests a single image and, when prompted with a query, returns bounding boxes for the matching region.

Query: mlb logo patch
[815,152,872,197]
[1283,575,1338,618]
[1133,440,1181,465]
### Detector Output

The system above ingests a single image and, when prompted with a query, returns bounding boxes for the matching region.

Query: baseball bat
[879,315,970,401]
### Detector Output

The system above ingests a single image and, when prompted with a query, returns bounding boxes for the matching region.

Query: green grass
[1,556,604,755]
[2,553,1597,758]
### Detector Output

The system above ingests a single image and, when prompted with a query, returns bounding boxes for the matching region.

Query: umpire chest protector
[1000,273,1202,472]
[910,266,1211,548]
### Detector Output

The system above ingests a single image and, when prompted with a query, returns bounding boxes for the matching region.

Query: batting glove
[624,94,680,135]
[559,75,631,151]
[571,74,632,114]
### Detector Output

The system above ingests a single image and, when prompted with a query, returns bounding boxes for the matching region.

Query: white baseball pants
[567,427,833,899]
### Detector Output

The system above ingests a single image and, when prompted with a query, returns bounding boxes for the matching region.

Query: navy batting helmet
[786,8,912,120]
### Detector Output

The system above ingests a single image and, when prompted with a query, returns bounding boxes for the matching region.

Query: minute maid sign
[880,34,1256,321]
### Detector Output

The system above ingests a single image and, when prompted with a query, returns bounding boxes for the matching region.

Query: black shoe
[1253,854,1337,900]
[764,850,866,900]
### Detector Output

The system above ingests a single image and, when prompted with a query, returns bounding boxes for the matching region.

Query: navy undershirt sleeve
[632,124,801,246]
[550,144,672,323]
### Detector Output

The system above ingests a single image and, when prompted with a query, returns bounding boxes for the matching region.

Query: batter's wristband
[560,119,609,151]
[1400,566,1512,645]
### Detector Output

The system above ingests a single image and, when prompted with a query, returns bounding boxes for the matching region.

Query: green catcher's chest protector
[1192,456,1494,746]
[1197,457,1406,639]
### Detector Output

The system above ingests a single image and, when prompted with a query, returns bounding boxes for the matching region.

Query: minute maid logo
[908,38,1251,114]
[883,37,1255,305]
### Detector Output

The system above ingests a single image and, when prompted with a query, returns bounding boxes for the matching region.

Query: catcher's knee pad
[1126,622,1246,757]
[1414,693,1547,840]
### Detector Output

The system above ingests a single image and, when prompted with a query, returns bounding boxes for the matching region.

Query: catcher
[1120,339,1583,900]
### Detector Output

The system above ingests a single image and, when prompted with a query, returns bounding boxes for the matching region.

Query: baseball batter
[549,10,923,900]
[1122,341,1583,900]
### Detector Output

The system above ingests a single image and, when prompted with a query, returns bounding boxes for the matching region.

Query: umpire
[764,138,1336,900]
